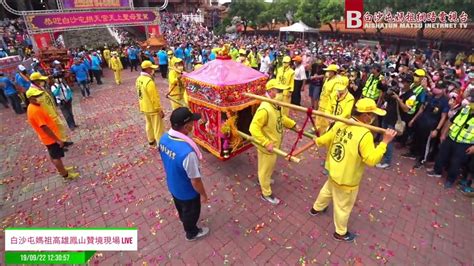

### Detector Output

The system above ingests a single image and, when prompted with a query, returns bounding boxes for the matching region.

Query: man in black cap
[158,107,210,241]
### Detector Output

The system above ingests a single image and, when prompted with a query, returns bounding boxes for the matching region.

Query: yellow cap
[323,64,339,72]
[265,79,289,91]
[282,56,291,63]
[141,60,158,69]
[338,76,349,87]
[29,72,48,81]
[26,87,44,98]
[167,50,173,55]
[355,98,386,116]
[334,83,347,91]
[265,79,278,90]
[239,49,246,55]
[414,69,426,77]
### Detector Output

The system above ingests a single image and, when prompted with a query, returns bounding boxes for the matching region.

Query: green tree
[270,0,300,25]
[318,0,344,23]
[228,0,267,33]
[295,0,321,27]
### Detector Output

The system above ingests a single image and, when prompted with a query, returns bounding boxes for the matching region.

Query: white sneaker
[186,227,210,241]
[376,163,390,169]
[257,179,275,185]
[261,194,280,205]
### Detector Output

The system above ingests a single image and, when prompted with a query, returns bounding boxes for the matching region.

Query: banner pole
[244,93,387,134]
[237,131,301,163]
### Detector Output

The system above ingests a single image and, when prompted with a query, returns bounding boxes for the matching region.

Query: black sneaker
[185,227,210,241]
[413,161,423,169]
[64,141,74,147]
[309,207,327,216]
[401,152,416,160]
[333,232,356,242]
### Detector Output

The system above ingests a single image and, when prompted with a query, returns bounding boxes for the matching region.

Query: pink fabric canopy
[183,57,267,87]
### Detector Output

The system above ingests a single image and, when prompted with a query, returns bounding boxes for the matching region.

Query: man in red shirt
[26,88,79,180]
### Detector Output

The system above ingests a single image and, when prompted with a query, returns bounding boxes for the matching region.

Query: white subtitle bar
[5,228,138,251]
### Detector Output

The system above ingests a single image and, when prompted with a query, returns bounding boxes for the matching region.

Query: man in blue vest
[159,107,210,241]
[157,48,168,79]
[128,46,139,72]
[0,72,24,114]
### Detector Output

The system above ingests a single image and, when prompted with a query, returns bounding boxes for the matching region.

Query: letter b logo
[346,11,362,28]
[345,0,364,29]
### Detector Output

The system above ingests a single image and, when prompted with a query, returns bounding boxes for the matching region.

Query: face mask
[368,114,376,124]
[274,93,283,101]
[431,88,443,95]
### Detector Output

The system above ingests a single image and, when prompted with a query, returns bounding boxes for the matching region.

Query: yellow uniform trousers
[281,91,291,117]
[315,103,331,135]
[114,70,122,85]
[144,112,164,143]
[52,116,68,142]
[257,150,277,197]
[169,95,185,110]
[313,179,359,235]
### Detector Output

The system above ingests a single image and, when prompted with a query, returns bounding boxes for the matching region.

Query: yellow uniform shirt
[467,54,474,64]
[169,56,177,69]
[237,57,251,67]
[168,69,184,101]
[136,73,162,113]
[330,92,355,119]
[275,66,295,92]
[109,57,123,71]
[230,49,239,61]
[103,49,111,61]
[249,101,296,154]
[319,76,340,113]
[248,52,261,68]
[316,121,387,189]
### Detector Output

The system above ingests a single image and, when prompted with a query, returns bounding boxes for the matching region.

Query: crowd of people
[0,18,33,59]
[0,12,473,243]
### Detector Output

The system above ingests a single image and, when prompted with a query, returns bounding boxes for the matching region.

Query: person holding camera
[51,74,78,130]
[377,74,416,169]
[348,68,363,100]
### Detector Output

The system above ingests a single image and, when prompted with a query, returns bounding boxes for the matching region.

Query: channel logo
[345,0,364,29]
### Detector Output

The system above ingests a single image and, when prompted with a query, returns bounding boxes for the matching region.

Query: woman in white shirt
[292,56,307,106]
[259,49,272,75]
